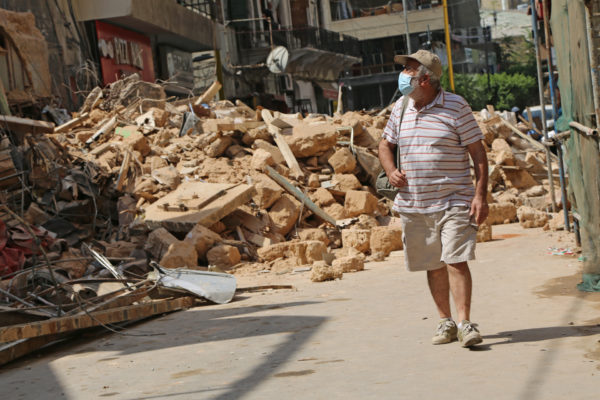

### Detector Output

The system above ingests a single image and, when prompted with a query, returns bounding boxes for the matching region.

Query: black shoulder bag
[376,98,409,201]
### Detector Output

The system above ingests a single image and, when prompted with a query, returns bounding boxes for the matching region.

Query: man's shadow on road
[470,323,600,351]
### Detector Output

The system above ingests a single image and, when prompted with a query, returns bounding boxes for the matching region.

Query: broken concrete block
[491,138,512,154]
[486,202,518,225]
[268,194,301,236]
[525,152,547,174]
[328,147,357,174]
[257,240,326,265]
[123,131,151,157]
[205,136,233,157]
[184,223,223,261]
[476,223,492,242]
[242,126,271,145]
[145,227,179,260]
[501,169,538,190]
[206,244,241,268]
[342,229,371,253]
[152,165,180,190]
[252,139,285,164]
[495,150,515,166]
[324,203,347,220]
[310,187,336,207]
[271,257,297,274]
[297,228,330,246]
[251,173,284,209]
[307,173,320,188]
[311,263,343,282]
[524,185,546,197]
[287,123,337,157]
[332,174,362,192]
[369,226,403,256]
[332,255,365,273]
[344,190,378,217]
[517,206,549,228]
[251,148,275,170]
[548,209,568,231]
[160,241,198,268]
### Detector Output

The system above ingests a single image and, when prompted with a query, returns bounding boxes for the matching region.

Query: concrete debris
[0,74,571,363]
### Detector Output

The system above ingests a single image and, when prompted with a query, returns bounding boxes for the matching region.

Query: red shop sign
[95,21,154,85]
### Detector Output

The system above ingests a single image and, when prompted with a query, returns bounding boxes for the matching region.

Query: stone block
[341,229,371,253]
[184,223,223,261]
[328,147,357,174]
[206,244,241,268]
[145,227,178,260]
[476,223,492,242]
[251,173,284,209]
[369,226,403,256]
[160,241,198,268]
[205,136,233,157]
[310,187,336,207]
[332,174,362,192]
[486,202,517,225]
[344,190,378,217]
[310,263,343,282]
[332,256,365,272]
[251,148,275,170]
[287,123,337,157]
[297,228,330,246]
[517,206,548,228]
[324,203,347,220]
[268,194,301,236]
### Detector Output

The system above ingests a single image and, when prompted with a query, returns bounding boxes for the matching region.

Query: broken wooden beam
[195,81,222,106]
[264,165,337,227]
[0,115,54,134]
[54,112,89,133]
[500,118,558,161]
[0,296,195,343]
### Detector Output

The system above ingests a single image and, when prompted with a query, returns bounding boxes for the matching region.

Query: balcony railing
[330,0,441,22]
[234,26,361,58]
[176,0,218,20]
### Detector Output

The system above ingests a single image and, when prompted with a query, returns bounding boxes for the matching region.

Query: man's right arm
[378,139,408,188]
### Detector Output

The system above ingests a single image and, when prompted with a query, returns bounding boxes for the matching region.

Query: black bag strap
[395,97,409,171]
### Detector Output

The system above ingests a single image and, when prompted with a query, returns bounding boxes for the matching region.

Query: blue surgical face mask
[398,72,416,95]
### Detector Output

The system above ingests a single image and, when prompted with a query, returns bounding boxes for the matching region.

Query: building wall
[0,0,93,110]
[324,5,445,40]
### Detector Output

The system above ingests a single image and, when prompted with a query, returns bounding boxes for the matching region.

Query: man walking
[378,50,489,347]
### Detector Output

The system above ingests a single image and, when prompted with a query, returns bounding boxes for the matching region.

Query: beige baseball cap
[394,49,443,79]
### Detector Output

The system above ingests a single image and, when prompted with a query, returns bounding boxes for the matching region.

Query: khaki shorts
[399,206,477,272]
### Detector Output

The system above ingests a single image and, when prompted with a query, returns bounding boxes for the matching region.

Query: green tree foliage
[441,69,537,111]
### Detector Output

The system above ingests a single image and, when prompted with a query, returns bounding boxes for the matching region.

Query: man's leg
[447,261,472,322]
[427,265,451,319]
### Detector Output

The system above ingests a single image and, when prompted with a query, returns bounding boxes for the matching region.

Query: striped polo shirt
[382,90,483,214]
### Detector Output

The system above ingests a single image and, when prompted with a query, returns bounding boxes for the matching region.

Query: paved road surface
[1,223,599,400]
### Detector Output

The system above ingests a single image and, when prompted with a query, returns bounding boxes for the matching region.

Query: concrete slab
[1,224,599,400]
[144,182,256,232]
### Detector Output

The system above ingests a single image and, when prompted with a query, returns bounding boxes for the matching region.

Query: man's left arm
[467,140,489,225]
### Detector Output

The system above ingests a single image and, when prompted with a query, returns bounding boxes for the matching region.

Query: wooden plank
[0,297,195,343]
[271,130,304,179]
[194,81,222,106]
[0,115,54,133]
[54,112,89,133]
[0,334,71,366]
[144,182,256,232]
[265,165,337,227]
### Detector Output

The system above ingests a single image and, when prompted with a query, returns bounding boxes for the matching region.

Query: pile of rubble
[1,75,569,288]
[0,75,570,362]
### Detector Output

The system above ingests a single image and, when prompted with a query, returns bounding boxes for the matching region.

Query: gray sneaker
[458,320,483,347]
[432,318,458,345]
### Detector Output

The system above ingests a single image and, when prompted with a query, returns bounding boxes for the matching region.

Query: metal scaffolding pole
[530,0,557,212]
[543,0,570,230]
